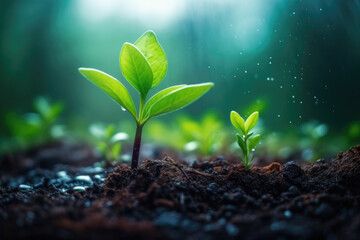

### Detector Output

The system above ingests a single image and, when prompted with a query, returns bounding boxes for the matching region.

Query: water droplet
[269,61,272,64]
[244,70,247,73]
[280,85,283,89]
[293,11,296,15]
[257,62,260,66]
[292,95,295,99]
[121,106,127,112]
[208,65,211,69]
[277,114,281,118]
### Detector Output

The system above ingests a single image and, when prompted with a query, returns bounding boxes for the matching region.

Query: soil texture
[1,142,360,240]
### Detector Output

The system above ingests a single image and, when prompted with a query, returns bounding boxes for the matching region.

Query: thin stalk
[131,124,143,169]
[131,94,146,169]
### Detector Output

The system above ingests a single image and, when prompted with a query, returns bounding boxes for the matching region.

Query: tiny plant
[6,97,64,146]
[230,111,261,169]
[89,123,129,164]
[146,112,229,156]
[79,31,213,168]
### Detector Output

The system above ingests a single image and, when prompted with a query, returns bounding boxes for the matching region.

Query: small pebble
[57,171,71,180]
[73,186,86,191]
[284,210,292,218]
[75,175,92,183]
[19,184,33,190]
[94,174,105,182]
[226,223,239,236]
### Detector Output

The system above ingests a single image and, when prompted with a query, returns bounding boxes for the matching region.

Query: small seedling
[146,112,229,156]
[230,111,261,168]
[79,30,213,168]
[5,97,64,146]
[89,123,128,164]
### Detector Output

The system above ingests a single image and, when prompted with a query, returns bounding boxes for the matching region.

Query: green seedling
[79,30,213,168]
[89,123,128,164]
[146,112,230,156]
[5,97,64,147]
[230,111,261,168]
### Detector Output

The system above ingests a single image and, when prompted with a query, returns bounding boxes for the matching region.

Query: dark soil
[1,141,360,240]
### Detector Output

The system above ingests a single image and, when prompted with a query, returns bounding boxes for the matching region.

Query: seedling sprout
[230,111,261,168]
[79,31,213,168]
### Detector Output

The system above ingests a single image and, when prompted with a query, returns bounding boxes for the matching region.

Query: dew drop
[121,106,127,112]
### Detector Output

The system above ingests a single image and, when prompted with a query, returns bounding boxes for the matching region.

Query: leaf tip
[144,30,156,37]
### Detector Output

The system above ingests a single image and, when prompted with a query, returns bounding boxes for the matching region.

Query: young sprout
[230,111,261,168]
[6,97,64,145]
[79,30,214,168]
[89,123,129,164]
[146,112,229,156]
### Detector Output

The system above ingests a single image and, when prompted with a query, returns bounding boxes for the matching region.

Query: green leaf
[120,43,153,95]
[105,124,115,139]
[135,30,167,88]
[146,83,214,119]
[230,111,245,134]
[111,142,122,161]
[249,134,261,150]
[79,68,137,120]
[236,134,247,155]
[143,85,186,119]
[245,111,259,134]
[96,141,107,155]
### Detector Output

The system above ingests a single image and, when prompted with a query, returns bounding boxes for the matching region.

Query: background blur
[1,0,359,156]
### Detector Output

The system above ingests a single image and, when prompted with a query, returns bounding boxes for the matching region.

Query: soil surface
[1,141,360,240]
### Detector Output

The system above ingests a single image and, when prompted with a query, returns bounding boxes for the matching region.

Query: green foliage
[89,123,128,164]
[79,30,213,167]
[146,112,229,156]
[231,111,261,168]
[5,97,64,148]
[79,30,213,126]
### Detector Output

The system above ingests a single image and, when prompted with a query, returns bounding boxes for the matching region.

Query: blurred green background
[1,0,359,158]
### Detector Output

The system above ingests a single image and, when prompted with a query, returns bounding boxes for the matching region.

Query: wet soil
[1,142,360,240]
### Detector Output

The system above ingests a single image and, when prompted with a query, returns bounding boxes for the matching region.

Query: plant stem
[131,124,143,169]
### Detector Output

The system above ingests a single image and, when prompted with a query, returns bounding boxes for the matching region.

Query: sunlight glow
[76,0,186,29]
